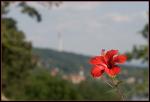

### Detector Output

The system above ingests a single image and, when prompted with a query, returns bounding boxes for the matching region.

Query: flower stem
[111,78,125,101]
[116,85,125,101]
[101,76,113,88]
[101,76,125,100]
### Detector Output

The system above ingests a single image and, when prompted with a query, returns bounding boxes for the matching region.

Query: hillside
[32,48,91,74]
[32,48,148,73]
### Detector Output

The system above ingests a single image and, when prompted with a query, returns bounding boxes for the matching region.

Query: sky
[7,1,148,56]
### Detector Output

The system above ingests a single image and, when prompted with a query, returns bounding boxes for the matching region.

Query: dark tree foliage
[126,22,148,63]
[2,10,34,94]
[1,1,61,99]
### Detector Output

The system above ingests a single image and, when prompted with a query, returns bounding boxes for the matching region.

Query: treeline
[3,67,120,100]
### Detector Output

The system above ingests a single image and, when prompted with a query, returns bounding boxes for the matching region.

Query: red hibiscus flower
[89,49,127,78]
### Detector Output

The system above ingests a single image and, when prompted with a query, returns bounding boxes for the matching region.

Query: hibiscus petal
[105,66,121,77]
[105,49,118,61]
[89,56,106,65]
[113,54,127,64]
[91,66,105,77]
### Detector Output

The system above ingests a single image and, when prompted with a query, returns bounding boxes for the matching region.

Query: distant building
[70,74,86,84]
[79,66,84,76]
[50,67,59,77]
[62,75,68,80]
[126,77,136,84]
[62,67,86,84]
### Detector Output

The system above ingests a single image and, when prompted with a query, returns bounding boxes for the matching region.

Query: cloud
[107,13,130,22]
[105,11,148,23]
[53,16,104,35]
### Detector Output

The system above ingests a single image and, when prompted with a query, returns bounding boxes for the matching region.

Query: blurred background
[1,1,149,101]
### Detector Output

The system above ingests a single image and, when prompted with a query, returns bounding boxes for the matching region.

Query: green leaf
[18,2,42,22]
